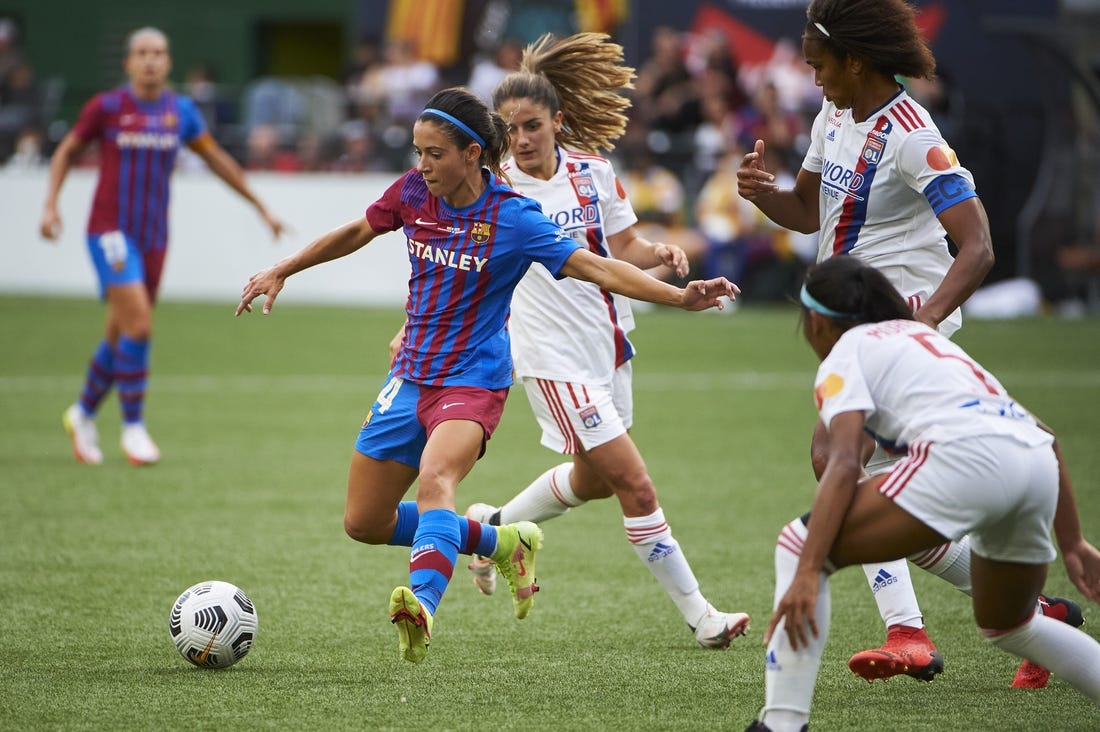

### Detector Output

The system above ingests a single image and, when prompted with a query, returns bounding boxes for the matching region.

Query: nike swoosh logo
[415,218,467,234]
[194,633,218,664]
[441,402,465,410]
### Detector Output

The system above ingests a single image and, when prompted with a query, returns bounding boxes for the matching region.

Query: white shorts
[878,435,1058,564]
[520,362,633,454]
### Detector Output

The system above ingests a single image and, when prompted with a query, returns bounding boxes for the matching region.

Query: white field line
[1,371,1099,394]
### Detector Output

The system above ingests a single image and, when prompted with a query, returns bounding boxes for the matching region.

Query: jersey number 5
[909,332,999,395]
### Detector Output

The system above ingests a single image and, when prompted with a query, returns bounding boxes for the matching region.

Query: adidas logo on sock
[646,541,677,562]
[871,568,898,593]
[765,649,781,671]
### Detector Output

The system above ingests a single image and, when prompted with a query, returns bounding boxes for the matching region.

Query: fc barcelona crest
[470,221,493,244]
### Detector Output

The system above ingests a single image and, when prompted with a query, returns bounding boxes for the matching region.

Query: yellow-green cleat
[388,586,433,663]
[491,521,543,619]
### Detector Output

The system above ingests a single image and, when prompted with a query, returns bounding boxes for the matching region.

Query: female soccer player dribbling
[745,255,1100,732]
[236,87,739,663]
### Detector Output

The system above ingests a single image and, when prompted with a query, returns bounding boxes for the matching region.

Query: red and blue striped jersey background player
[72,85,205,252]
[366,168,581,389]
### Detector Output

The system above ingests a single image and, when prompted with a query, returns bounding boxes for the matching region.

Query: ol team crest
[569,173,597,199]
[579,405,602,429]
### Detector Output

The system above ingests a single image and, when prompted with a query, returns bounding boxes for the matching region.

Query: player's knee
[119,313,153,340]
[611,473,657,514]
[343,513,387,545]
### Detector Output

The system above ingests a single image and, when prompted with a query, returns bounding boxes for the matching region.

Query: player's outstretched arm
[607,226,690,279]
[189,133,285,239]
[559,247,739,310]
[236,218,377,316]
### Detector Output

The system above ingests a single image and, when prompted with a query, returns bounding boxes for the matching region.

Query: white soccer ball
[168,580,258,669]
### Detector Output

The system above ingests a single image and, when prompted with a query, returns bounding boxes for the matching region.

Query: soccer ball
[168,580,258,669]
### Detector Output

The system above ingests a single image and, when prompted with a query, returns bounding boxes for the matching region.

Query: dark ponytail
[802,255,913,326]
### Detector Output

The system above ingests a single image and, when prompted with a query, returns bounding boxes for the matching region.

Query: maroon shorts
[416,384,509,458]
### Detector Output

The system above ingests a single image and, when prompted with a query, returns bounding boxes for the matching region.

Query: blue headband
[800,283,858,319]
[421,108,486,149]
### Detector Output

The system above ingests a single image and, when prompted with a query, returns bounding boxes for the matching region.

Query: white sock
[623,508,709,625]
[910,536,972,595]
[984,613,1100,702]
[498,463,580,524]
[862,559,923,628]
[762,517,827,732]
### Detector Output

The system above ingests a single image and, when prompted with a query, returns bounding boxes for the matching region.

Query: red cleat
[848,625,944,682]
[1011,594,1085,689]
[1011,660,1051,689]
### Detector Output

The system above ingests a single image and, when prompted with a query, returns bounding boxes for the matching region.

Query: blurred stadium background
[1,0,1099,313]
[2,4,1100,728]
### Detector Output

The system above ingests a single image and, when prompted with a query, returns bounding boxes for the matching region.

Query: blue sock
[114,335,150,424]
[79,339,115,415]
[458,515,498,557]
[409,509,460,616]
[388,501,419,546]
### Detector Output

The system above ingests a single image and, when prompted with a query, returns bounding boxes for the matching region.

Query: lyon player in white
[463,32,751,649]
[735,0,1084,689]
[745,255,1100,732]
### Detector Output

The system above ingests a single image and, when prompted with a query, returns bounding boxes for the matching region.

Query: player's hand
[236,265,286,316]
[765,568,821,651]
[1062,538,1100,605]
[40,208,62,240]
[261,208,287,240]
[913,307,940,331]
[679,277,740,311]
[736,139,778,202]
[654,242,689,279]
[388,323,406,365]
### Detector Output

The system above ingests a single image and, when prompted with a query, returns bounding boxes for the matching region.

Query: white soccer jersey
[814,319,1051,452]
[505,147,640,383]
[803,90,978,333]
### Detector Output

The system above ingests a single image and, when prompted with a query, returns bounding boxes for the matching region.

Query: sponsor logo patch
[814,373,845,409]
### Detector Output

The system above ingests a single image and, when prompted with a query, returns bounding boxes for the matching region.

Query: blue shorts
[87,231,167,301]
[355,373,509,468]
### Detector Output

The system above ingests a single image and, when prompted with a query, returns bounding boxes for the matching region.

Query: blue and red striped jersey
[72,85,206,250]
[367,169,580,388]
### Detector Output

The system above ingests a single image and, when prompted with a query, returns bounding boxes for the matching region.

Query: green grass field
[2,295,1098,731]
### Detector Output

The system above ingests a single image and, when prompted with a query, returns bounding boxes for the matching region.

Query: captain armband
[923,173,977,216]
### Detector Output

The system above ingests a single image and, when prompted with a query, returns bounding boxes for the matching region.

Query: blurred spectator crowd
[3,17,1094,304]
